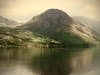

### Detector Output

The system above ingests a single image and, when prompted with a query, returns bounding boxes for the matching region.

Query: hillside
[0,15,24,28]
[0,30,28,46]
[72,16,100,34]
[0,15,59,45]
[23,9,100,44]
[0,15,18,25]
[0,26,58,45]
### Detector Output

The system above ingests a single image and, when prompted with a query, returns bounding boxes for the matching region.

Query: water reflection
[70,47,100,75]
[0,47,41,75]
[29,47,98,75]
[71,48,95,71]
[0,47,99,75]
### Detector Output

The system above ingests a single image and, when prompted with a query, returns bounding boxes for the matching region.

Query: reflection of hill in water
[0,47,99,75]
[71,48,95,71]
[0,47,44,75]
[28,47,98,75]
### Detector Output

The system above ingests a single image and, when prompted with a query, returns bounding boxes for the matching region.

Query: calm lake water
[0,46,100,75]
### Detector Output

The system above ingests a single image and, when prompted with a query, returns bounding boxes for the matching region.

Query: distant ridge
[72,16,100,34]
[0,15,18,25]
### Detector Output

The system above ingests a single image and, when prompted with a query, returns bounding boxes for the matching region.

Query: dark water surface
[0,47,100,75]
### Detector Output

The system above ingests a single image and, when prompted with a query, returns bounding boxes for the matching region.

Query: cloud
[0,0,100,22]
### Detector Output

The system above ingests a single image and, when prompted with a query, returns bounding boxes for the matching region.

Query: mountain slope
[0,30,28,46]
[0,26,58,44]
[72,16,100,34]
[23,9,100,44]
[0,15,18,25]
[0,15,25,28]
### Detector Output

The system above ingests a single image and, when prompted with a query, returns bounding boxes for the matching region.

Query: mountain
[23,9,100,44]
[0,15,18,25]
[0,15,24,28]
[72,16,100,34]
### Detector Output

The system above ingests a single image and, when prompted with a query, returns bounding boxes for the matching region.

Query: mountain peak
[31,9,73,26]
[29,9,74,29]
[39,9,70,18]
[43,9,65,14]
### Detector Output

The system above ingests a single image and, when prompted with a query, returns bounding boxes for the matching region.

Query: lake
[0,46,100,75]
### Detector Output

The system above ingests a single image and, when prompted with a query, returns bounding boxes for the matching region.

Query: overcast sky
[0,0,100,22]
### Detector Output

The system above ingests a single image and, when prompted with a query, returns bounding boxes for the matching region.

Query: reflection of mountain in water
[0,47,42,75]
[28,47,97,75]
[71,48,95,71]
[0,47,99,75]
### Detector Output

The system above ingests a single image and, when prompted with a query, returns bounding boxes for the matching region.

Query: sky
[0,0,100,23]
